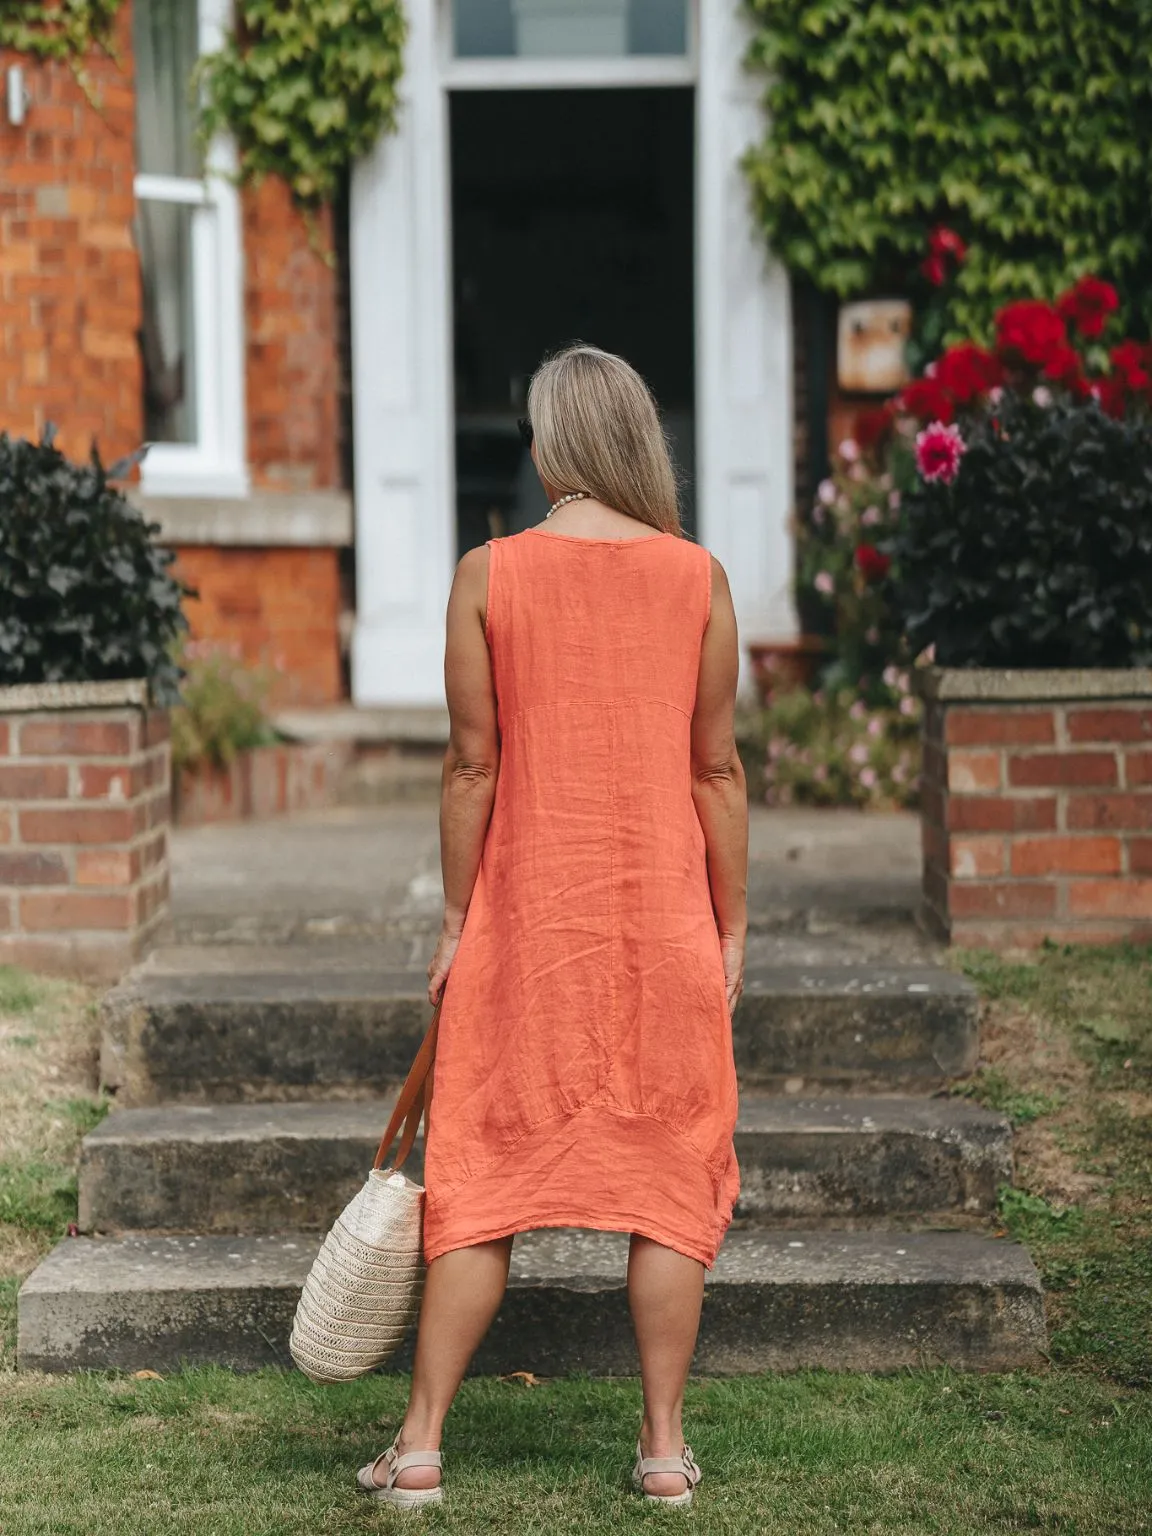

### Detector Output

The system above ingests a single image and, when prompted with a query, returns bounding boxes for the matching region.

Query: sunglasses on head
[517,417,534,449]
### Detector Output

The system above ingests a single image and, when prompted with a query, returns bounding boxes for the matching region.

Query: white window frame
[134,0,248,498]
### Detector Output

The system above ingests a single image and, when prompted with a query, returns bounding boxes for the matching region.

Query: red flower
[995,300,1067,368]
[929,226,967,263]
[1056,276,1119,339]
[935,343,1003,404]
[1043,342,1090,396]
[854,404,895,454]
[899,378,955,424]
[854,544,891,582]
[1093,377,1128,419]
[915,421,966,485]
[1110,340,1152,392]
[921,253,947,286]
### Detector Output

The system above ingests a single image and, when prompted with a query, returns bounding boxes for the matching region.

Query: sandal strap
[635,1443,702,1486]
[392,1450,443,1474]
[371,1436,443,1489]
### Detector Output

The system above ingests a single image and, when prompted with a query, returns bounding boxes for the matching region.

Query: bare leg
[627,1234,706,1498]
[378,1236,514,1491]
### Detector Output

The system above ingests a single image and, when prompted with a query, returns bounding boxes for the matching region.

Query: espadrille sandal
[632,1442,702,1508]
[357,1432,443,1509]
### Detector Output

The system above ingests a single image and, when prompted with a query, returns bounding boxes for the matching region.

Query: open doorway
[450,87,695,554]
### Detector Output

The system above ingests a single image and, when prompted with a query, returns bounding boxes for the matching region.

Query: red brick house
[2,1,806,709]
[1,1,350,707]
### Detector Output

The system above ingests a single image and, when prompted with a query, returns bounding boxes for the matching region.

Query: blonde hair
[526,344,683,536]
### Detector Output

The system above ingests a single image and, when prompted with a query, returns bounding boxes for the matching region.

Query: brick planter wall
[0,681,170,980]
[173,741,352,829]
[920,669,1152,948]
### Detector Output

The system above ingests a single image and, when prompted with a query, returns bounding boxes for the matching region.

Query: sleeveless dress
[421,528,741,1268]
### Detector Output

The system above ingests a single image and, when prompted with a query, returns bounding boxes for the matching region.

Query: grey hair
[526,344,682,535]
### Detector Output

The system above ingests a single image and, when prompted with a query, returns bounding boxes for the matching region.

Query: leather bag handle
[373,991,443,1173]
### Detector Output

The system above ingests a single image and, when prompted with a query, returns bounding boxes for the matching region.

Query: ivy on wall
[742,1,1152,337]
[0,0,121,61]
[198,0,407,207]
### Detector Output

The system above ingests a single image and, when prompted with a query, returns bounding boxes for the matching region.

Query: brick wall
[243,180,341,492]
[174,545,343,706]
[921,683,1152,947]
[0,7,142,464]
[0,684,170,980]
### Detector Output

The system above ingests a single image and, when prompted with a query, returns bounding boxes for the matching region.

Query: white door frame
[351,0,794,706]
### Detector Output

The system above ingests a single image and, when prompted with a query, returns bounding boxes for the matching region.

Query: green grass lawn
[1,1368,1149,1534]
[0,948,1150,1534]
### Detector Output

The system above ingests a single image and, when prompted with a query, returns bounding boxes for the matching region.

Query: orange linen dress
[422,528,740,1268]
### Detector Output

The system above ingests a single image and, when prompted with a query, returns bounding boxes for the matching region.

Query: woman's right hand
[720,930,745,1018]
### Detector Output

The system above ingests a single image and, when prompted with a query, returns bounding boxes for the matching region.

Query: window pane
[133,0,201,178]
[454,0,688,58]
[136,201,198,444]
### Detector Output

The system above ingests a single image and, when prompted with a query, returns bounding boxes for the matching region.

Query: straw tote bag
[289,996,441,1383]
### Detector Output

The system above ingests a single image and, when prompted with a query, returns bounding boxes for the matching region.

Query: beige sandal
[357,1432,443,1510]
[632,1442,703,1508]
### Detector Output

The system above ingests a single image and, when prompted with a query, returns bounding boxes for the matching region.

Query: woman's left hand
[427,920,463,1005]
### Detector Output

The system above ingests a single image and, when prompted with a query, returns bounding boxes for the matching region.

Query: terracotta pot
[747,636,827,705]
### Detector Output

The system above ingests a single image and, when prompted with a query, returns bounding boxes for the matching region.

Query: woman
[358,344,748,1510]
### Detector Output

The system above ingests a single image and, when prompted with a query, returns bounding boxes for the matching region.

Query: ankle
[398,1422,442,1453]
[639,1417,684,1458]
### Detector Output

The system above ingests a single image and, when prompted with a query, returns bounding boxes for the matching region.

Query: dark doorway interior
[450,87,695,555]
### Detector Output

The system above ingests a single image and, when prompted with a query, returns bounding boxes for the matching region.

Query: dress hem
[423,1210,728,1270]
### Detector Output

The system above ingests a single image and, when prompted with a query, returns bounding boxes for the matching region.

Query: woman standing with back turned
[358,344,748,1511]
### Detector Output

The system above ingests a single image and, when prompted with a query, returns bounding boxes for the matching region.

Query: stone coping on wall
[131,490,353,548]
[0,680,151,712]
[918,667,1152,704]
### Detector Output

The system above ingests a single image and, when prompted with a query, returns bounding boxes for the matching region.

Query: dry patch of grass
[954,944,1152,1387]
[0,966,102,1369]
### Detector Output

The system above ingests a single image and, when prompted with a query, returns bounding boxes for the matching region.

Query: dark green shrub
[891,396,1152,668]
[0,429,188,702]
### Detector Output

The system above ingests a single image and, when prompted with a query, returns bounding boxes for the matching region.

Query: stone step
[17,1228,1044,1376]
[79,1096,1011,1236]
[100,951,979,1105]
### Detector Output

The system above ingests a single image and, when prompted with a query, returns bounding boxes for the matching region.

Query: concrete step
[17,1228,1044,1376]
[100,950,979,1105]
[79,1096,1011,1236]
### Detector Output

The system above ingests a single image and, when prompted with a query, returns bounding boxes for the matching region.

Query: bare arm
[690,556,749,1014]
[428,546,500,1003]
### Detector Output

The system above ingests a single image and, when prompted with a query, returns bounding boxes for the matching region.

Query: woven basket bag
[289,996,441,1383]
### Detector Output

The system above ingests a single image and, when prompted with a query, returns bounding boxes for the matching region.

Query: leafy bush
[890,283,1152,668]
[742,0,1152,337]
[798,422,914,699]
[170,643,276,773]
[0,429,187,701]
[738,680,921,810]
[198,0,406,207]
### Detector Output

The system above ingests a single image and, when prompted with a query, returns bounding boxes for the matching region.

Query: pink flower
[814,571,835,596]
[850,743,869,765]
[899,696,917,717]
[892,764,906,784]
[868,718,883,738]
[861,505,881,527]
[818,479,837,505]
[839,438,861,462]
[915,421,966,485]
[883,665,899,688]
[888,491,901,512]
[860,767,878,789]
[849,700,867,721]
[1032,386,1053,408]
[812,504,826,527]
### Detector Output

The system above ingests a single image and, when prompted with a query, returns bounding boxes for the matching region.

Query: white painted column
[696,0,796,692]
[350,0,454,706]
